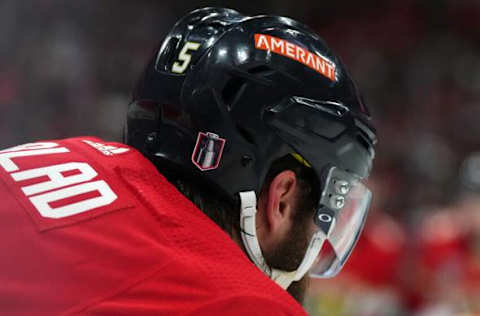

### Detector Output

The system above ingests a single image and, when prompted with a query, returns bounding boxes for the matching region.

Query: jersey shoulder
[88,164,307,315]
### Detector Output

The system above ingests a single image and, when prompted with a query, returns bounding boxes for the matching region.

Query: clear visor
[306,167,372,278]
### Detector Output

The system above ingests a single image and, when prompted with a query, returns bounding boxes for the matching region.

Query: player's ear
[257,170,297,242]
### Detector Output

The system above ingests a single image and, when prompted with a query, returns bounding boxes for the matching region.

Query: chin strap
[239,191,325,289]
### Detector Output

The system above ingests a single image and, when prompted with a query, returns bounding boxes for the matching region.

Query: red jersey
[0,137,306,315]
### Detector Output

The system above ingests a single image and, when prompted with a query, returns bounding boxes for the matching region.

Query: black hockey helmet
[127,7,377,281]
[127,7,376,202]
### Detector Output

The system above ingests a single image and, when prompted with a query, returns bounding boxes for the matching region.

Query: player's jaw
[263,203,316,303]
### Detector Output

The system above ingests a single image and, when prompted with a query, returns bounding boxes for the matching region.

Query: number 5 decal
[172,41,201,74]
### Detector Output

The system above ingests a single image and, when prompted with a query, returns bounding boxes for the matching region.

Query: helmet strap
[239,191,324,289]
[239,191,270,273]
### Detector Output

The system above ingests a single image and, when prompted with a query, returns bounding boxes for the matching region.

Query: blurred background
[1,1,479,315]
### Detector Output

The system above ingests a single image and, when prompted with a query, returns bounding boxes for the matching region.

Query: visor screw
[330,195,345,209]
[146,132,156,143]
[145,132,157,151]
[335,180,350,195]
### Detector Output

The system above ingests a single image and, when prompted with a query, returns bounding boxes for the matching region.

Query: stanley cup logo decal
[191,132,226,171]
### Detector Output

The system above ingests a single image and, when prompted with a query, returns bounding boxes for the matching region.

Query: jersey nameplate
[0,142,117,219]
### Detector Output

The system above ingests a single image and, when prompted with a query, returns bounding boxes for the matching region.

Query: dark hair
[167,154,318,236]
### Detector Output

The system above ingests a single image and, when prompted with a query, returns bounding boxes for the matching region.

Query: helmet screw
[145,132,157,151]
[330,195,345,209]
[146,132,156,143]
[334,180,350,195]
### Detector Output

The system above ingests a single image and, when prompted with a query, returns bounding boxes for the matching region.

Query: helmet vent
[222,77,247,111]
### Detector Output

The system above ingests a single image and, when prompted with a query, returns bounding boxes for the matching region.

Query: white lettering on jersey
[82,139,129,156]
[0,142,60,153]
[0,141,118,219]
[11,162,98,196]
[29,180,117,219]
[0,147,69,172]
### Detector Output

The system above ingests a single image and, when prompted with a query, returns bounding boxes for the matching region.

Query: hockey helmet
[127,7,377,287]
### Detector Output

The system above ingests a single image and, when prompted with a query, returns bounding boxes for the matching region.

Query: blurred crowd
[1,1,479,315]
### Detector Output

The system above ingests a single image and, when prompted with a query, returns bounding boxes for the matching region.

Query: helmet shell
[127,7,377,204]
